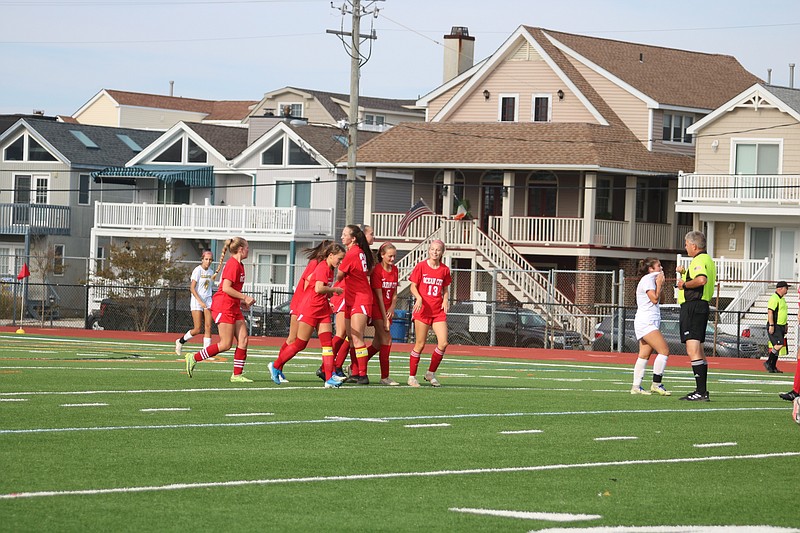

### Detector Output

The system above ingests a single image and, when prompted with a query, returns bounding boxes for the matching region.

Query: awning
[90,166,214,187]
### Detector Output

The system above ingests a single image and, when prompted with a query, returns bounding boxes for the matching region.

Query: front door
[776,228,797,281]
[480,177,504,232]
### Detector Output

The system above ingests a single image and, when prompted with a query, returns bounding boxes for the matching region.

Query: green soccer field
[1,333,798,532]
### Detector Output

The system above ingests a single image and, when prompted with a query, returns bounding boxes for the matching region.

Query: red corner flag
[17,263,30,280]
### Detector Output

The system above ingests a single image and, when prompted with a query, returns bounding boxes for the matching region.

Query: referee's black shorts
[680,300,710,343]
[768,324,787,346]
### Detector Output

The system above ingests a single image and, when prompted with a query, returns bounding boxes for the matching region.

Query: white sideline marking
[450,507,600,522]
[60,403,108,407]
[534,526,799,533]
[693,442,737,448]
[0,406,790,435]
[405,423,451,428]
[225,412,274,417]
[1,451,797,500]
[594,436,638,441]
[140,408,190,412]
[500,430,543,435]
[0,398,27,402]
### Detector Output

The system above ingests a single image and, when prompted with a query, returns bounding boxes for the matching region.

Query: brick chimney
[443,26,475,83]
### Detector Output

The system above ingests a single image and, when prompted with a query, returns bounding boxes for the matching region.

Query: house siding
[258,90,334,124]
[651,109,697,157]
[445,60,596,123]
[75,95,118,127]
[118,107,206,130]
[427,81,465,119]
[694,107,800,173]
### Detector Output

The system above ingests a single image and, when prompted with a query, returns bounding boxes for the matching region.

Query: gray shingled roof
[287,87,419,122]
[286,123,380,164]
[763,84,800,115]
[22,118,161,167]
[183,122,249,160]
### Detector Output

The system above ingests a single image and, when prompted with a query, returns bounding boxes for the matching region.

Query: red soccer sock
[195,343,220,362]
[793,357,800,393]
[354,345,369,376]
[332,335,344,355]
[366,345,379,360]
[233,347,247,375]
[379,344,391,379]
[429,347,445,373]
[334,339,350,368]
[275,338,308,370]
[319,331,334,380]
[409,350,421,376]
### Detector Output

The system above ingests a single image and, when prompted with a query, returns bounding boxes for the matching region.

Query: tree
[29,238,63,327]
[93,239,190,332]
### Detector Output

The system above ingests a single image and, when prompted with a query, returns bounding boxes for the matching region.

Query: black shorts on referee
[768,324,787,346]
[680,299,710,343]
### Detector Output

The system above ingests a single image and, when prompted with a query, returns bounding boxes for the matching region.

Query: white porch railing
[495,216,583,245]
[372,212,442,242]
[635,222,671,249]
[593,219,626,246]
[94,202,334,239]
[677,255,770,289]
[718,259,771,324]
[678,173,800,204]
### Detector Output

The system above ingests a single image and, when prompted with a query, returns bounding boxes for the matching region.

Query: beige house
[68,89,258,130]
[246,86,424,132]
[353,25,759,335]
[679,83,800,294]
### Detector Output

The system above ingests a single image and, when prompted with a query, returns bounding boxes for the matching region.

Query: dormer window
[260,137,320,167]
[662,113,694,144]
[3,133,57,162]
[153,136,207,163]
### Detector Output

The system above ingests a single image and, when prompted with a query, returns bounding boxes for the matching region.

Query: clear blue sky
[1,0,798,116]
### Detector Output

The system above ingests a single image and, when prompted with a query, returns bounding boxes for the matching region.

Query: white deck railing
[676,255,770,289]
[94,202,334,239]
[678,173,800,204]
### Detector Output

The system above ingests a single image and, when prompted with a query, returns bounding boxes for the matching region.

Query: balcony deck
[677,173,800,212]
[93,202,335,241]
[0,203,70,236]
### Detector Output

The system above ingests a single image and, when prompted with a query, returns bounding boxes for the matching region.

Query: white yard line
[1,451,797,500]
[225,412,274,417]
[140,408,190,412]
[693,442,738,448]
[449,507,600,521]
[594,436,638,441]
[405,423,451,428]
[500,429,543,435]
[59,403,108,407]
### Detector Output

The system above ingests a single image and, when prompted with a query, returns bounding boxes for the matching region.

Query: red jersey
[409,260,451,315]
[211,257,245,315]
[340,245,373,308]
[300,261,335,321]
[290,259,319,315]
[328,279,346,314]
[370,263,398,316]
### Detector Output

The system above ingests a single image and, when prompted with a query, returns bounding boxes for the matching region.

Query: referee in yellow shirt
[765,280,789,373]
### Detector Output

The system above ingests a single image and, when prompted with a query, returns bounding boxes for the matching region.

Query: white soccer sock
[632,357,648,388]
[182,331,193,343]
[653,353,668,379]
[203,337,211,348]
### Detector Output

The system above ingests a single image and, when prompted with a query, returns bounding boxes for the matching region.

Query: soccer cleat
[175,339,183,356]
[779,390,799,401]
[278,370,289,383]
[407,376,421,388]
[380,377,400,386]
[773,365,784,373]
[316,366,325,381]
[356,375,370,385]
[268,362,281,385]
[650,383,671,396]
[330,373,346,383]
[763,360,776,373]
[185,353,196,378]
[630,386,651,395]
[230,374,253,383]
[793,397,800,424]
[424,371,441,387]
[678,390,710,402]
[342,375,360,384]
[334,367,346,379]
[324,376,342,388]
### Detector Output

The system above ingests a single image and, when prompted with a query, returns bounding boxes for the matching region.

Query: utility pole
[327,0,382,226]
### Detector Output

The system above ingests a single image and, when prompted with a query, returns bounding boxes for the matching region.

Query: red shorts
[345,295,372,320]
[298,313,332,328]
[213,308,244,325]
[413,309,447,326]
[330,294,346,314]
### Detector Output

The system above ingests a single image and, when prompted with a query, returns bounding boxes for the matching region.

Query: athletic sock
[379,345,391,379]
[691,360,708,394]
[195,343,220,362]
[319,331,334,380]
[793,357,800,393]
[652,354,668,383]
[409,349,421,376]
[366,345,379,360]
[233,347,247,376]
[632,357,648,388]
[335,339,350,368]
[355,345,369,376]
[181,331,193,344]
[275,338,308,370]
[429,347,445,373]
[203,336,211,348]
[331,335,344,356]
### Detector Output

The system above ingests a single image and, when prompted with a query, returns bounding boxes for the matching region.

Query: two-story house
[353,25,760,336]
[677,83,800,320]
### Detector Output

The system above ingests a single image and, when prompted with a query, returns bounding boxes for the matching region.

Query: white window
[364,114,385,126]
[79,174,91,205]
[278,102,303,117]
[255,253,288,284]
[499,94,518,122]
[532,94,551,122]
[275,180,311,208]
[2,133,57,162]
[734,141,780,174]
[662,113,694,144]
[153,136,207,164]
[96,246,105,272]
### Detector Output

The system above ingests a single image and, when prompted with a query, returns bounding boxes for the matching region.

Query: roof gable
[688,84,800,134]
[128,122,231,166]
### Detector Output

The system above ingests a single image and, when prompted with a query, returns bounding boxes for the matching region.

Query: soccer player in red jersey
[779,284,800,402]
[367,242,400,385]
[269,243,346,387]
[184,237,256,383]
[338,224,375,384]
[408,239,451,387]
[271,240,331,383]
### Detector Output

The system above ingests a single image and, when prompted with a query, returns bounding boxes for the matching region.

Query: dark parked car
[86,296,263,335]
[447,302,586,349]
[592,305,761,358]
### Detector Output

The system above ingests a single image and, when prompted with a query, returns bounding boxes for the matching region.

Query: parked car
[86,296,263,335]
[592,305,762,358]
[447,302,586,349]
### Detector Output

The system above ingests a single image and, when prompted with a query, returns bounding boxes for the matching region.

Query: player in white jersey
[175,250,215,355]
[630,257,671,396]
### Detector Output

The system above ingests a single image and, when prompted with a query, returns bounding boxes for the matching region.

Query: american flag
[397,198,434,236]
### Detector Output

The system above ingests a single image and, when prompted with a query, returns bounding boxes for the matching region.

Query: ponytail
[214,239,232,277]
